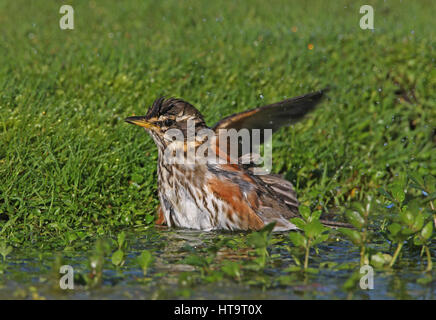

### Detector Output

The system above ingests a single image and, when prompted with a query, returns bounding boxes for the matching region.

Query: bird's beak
[124,116,157,130]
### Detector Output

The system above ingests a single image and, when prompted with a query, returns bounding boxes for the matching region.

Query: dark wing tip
[212,88,329,131]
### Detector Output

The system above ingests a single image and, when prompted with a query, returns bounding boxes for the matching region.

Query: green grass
[0,0,435,249]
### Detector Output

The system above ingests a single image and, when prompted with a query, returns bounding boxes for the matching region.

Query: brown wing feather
[255,173,299,212]
[212,89,327,132]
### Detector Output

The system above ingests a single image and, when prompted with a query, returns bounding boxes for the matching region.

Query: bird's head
[125,97,208,149]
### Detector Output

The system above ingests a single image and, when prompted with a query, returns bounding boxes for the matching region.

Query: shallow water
[0,227,434,299]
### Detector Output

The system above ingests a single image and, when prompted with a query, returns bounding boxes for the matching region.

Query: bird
[125,89,345,231]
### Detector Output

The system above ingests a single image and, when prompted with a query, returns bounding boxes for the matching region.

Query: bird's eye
[164,119,174,127]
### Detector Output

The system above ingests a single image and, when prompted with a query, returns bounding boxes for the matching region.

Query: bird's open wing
[212,89,327,133]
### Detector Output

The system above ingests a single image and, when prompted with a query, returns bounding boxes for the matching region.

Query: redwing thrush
[125,90,344,231]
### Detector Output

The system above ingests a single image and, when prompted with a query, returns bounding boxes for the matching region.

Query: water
[0,228,434,299]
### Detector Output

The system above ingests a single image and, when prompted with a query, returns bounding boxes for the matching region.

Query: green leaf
[412,213,424,231]
[345,210,365,228]
[182,254,209,268]
[413,235,424,246]
[424,175,436,193]
[299,205,311,221]
[424,192,436,202]
[417,276,433,285]
[408,172,424,189]
[371,252,392,268]
[400,226,415,236]
[399,211,414,226]
[378,188,393,201]
[390,184,405,203]
[421,221,433,240]
[221,261,241,279]
[289,232,306,248]
[290,218,306,230]
[137,250,154,272]
[304,220,326,239]
[0,242,12,261]
[350,202,365,213]
[338,228,362,245]
[131,173,144,184]
[260,222,276,235]
[117,232,126,248]
[310,210,322,222]
[111,249,124,266]
[388,223,401,236]
[406,199,422,215]
[312,233,329,246]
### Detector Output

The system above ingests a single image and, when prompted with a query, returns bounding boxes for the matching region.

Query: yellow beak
[124,116,158,130]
